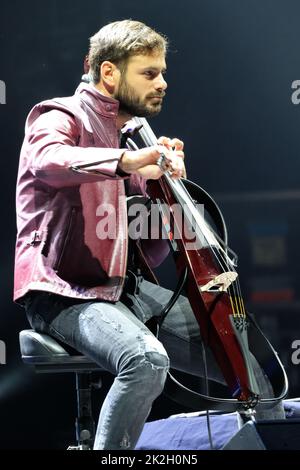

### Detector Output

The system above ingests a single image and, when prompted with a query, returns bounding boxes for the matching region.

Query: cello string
[167,174,235,269]
[136,116,232,271]
[134,116,227,265]
[136,117,245,315]
[167,174,247,316]
[169,172,246,317]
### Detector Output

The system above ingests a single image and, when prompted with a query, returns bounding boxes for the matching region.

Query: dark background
[1,0,300,449]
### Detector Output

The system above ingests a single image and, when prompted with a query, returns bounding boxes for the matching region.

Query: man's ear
[100,61,120,90]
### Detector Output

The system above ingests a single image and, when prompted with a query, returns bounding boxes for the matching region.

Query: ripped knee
[141,333,169,370]
[119,332,169,376]
[145,350,169,369]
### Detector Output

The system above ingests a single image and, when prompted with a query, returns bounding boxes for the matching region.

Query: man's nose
[155,73,168,91]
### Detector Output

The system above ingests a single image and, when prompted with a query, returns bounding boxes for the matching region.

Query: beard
[115,76,165,118]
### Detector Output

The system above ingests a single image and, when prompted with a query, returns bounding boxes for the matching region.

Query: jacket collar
[75,82,119,118]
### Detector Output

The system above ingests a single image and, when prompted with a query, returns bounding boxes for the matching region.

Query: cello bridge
[200,272,238,293]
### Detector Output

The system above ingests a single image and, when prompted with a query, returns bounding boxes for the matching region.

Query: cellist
[14,20,285,450]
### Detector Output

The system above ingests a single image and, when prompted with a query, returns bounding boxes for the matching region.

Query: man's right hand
[117,143,185,180]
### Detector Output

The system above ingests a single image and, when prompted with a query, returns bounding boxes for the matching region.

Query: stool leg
[74,372,95,450]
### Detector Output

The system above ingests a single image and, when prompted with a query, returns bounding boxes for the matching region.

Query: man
[14,20,284,450]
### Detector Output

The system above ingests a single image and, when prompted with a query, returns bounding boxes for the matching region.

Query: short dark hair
[88,19,168,83]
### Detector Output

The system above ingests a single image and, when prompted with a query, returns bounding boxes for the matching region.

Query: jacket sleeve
[25,109,128,188]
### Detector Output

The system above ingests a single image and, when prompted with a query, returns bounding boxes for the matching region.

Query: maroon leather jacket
[14,83,168,303]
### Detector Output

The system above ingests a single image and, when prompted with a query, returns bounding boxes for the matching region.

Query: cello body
[130,117,288,411]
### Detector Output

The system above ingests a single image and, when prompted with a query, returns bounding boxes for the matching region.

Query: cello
[129,116,288,413]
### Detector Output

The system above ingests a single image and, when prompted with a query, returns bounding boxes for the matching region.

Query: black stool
[19,329,103,449]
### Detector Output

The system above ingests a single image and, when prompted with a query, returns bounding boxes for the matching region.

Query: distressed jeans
[25,271,285,450]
